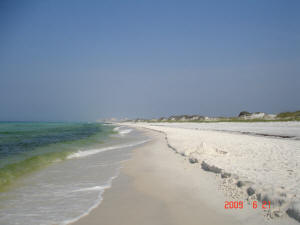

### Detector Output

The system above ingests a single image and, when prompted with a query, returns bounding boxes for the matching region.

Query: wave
[71,185,110,192]
[0,139,148,191]
[113,126,121,131]
[61,175,118,225]
[112,126,132,135]
[119,129,132,135]
[67,139,148,159]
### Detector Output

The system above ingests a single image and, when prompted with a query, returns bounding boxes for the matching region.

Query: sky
[0,0,299,121]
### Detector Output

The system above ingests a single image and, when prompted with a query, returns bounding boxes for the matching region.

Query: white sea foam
[113,126,132,135]
[113,126,121,131]
[61,177,117,225]
[61,194,102,225]
[119,129,132,135]
[67,139,148,159]
[71,185,110,192]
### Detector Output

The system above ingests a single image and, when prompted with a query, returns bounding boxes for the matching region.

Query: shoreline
[71,127,295,225]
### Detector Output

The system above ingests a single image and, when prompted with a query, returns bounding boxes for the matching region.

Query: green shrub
[277,111,300,118]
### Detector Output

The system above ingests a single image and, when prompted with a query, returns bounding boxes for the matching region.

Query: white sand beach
[126,122,300,223]
[72,123,300,225]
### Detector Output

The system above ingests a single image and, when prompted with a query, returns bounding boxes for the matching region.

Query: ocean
[0,122,147,225]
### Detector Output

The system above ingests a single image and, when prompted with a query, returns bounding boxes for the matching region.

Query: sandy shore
[71,127,298,225]
[130,123,300,221]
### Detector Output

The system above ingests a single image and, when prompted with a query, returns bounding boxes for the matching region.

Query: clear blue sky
[0,0,299,121]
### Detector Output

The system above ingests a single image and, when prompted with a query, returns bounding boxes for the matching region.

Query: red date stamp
[224,201,244,209]
[224,201,271,209]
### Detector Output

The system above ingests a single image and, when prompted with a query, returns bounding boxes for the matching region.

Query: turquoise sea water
[0,122,147,225]
[0,122,113,190]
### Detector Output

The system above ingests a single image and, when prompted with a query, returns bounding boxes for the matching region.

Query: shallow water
[0,123,147,225]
